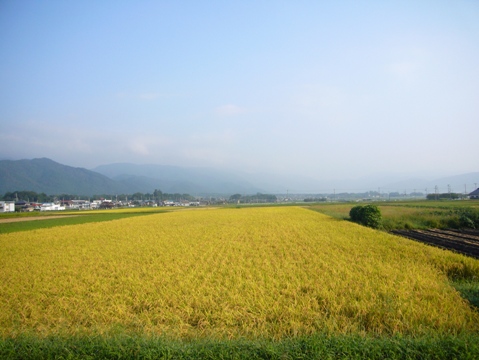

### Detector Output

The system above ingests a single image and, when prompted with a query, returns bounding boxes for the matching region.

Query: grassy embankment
[307,200,479,230]
[1,206,479,358]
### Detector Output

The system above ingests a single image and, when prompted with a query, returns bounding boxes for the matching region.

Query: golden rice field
[1,206,478,340]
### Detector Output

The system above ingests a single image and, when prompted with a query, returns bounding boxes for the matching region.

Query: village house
[469,188,479,200]
[99,200,115,209]
[40,203,65,211]
[14,201,34,212]
[0,201,15,213]
[60,200,74,208]
[72,200,91,210]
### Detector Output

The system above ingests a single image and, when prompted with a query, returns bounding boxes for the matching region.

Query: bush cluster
[457,209,479,229]
[349,204,382,229]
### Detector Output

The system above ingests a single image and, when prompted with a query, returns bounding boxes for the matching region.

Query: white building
[40,203,65,211]
[90,200,102,209]
[71,200,91,210]
[0,201,15,213]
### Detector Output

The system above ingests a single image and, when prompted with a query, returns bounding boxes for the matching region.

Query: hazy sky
[1,0,478,181]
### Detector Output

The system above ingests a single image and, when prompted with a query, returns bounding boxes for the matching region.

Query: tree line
[0,189,196,203]
[229,193,277,203]
[426,193,466,200]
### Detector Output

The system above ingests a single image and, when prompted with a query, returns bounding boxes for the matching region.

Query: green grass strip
[0,211,167,234]
[1,334,478,359]
[452,280,479,309]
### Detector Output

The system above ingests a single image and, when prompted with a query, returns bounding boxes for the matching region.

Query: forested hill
[0,158,263,196]
[92,163,262,195]
[0,158,128,196]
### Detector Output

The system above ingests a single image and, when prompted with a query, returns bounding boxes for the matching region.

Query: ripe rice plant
[1,207,478,340]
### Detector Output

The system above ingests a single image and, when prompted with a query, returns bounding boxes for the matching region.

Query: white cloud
[292,85,342,109]
[188,130,236,144]
[385,46,429,78]
[114,92,170,101]
[126,134,175,156]
[127,140,150,155]
[138,92,164,100]
[387,61,419,77]
[214,104,246,117]
[0,120,181,166]
[181,147,229,165]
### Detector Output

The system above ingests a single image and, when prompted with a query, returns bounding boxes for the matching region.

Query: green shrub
[349,205,362,222]
[361,205,382,229]
[349,204,382,229]
[457,209,479,229]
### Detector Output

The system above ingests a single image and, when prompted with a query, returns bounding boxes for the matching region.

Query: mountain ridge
[0,158,263,196]
[0,158,128,196]
[92,162,263,194]
[0,158,477,196]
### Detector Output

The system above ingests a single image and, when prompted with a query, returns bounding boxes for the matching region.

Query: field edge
[1,333,479,359]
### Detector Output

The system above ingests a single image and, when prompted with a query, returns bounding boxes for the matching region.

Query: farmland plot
[1,206,478,340]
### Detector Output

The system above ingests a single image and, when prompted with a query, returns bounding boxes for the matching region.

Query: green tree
[349,204,382,229]
[229,194,242,202]
[349,205,362,222]
[2,191,52,202]
[153,189,163,201]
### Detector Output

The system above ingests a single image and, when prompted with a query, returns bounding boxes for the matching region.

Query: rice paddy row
[1,206,478,341]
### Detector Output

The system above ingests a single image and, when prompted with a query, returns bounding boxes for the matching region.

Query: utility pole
[435,185,438,200]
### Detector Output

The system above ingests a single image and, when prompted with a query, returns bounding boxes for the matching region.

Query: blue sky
[1,0,478,182]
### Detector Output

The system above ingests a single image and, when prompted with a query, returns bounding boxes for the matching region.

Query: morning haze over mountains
[1,2,477,202]
[0,158,477,197]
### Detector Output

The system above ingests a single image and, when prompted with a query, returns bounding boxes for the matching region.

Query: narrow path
[0,215,79,224]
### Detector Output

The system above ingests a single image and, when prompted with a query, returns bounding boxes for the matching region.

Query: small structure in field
[468,188,479,200]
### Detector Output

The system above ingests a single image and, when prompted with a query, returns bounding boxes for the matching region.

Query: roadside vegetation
[2,333,478,359]
[1,206,479,358]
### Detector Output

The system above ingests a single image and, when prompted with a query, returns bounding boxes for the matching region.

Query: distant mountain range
[0,158,262,196]
[0,158,478,196]
[92,163,262,195]
[0,158,128,196]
